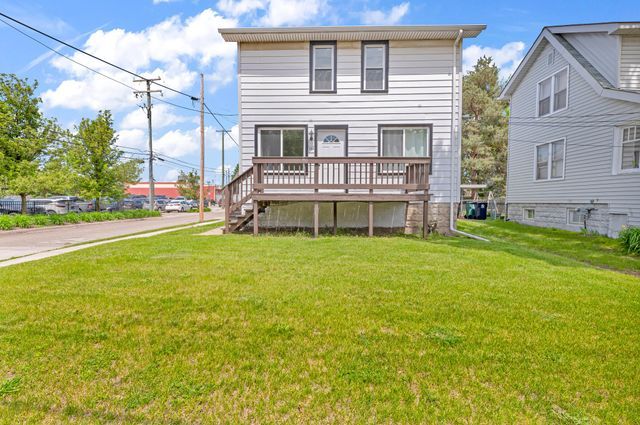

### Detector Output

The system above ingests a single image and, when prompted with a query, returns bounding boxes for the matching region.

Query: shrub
[0,216,15,230]
[619,227,640,255]
[47,214,65,225]
[32,215,50,226]
[14,215,34,228]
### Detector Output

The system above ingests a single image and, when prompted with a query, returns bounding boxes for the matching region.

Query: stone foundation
[507,202,613,235]
[405,202,456,236]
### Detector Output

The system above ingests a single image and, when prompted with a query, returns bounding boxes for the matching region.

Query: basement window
[523,208,535,220]
[567,208,582,225]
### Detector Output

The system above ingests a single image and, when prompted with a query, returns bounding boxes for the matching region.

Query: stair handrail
[223,166,254,233]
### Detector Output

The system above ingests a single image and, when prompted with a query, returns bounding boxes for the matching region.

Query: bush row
[0,210,161,231]
[619,227,640,255]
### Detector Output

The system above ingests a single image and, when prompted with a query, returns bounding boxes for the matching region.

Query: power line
[204,102,239,146]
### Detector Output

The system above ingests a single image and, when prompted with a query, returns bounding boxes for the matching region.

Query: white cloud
[117,128,147,152]
[120,104,189,130]
[258,0,326,26]
[164,168,180,181]
[463,41,526,80]
[153,0,180,4]
[217,0,265,17]
[361,2,409,25]
[42,9,238,112]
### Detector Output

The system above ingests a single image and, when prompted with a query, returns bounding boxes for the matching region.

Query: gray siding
[564,32,619,86]
[620,36,640,91]
[507,41,640,229]
[237,40,461,203]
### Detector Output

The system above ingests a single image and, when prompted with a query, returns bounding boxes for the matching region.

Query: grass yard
[0,222,639,422]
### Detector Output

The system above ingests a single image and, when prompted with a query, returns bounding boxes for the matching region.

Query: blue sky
[0,0,636,183]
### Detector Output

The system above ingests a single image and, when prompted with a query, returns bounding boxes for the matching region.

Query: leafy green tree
[66,110,142,210]
[0,74,62,213]
[461,57,509,198]
[176,170,200,201]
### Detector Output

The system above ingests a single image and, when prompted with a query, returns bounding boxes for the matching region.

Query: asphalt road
[0,209,224,261]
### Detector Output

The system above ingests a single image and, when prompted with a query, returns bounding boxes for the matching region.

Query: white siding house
[500,23,640,237]
[220,25,485,235]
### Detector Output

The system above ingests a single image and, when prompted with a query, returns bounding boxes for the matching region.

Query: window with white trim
[258,127,306,171]
[537,68,568,117]
[535,139,565,180]
[380,126,430,172]
[524,208,535,220]
[362,42,387,91]
[621,125,640,170]
[567,208,582,225]
[311,43,335,92]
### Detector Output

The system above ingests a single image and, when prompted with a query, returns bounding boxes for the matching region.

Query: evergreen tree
[461,57,509,198]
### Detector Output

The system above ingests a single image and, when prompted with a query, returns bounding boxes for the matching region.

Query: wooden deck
[223,156,431,237]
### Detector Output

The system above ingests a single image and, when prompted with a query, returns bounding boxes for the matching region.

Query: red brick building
[126,182,219,201]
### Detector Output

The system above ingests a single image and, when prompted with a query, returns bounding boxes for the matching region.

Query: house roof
[499,23,640,104]
[218,25,486,43]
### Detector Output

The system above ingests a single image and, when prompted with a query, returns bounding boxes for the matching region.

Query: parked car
[51,196,94,212]
[123,198,145,210]
[165,200,190,213]
[187,200,199,209]
[31,198,81,214]
[142,199,167,211]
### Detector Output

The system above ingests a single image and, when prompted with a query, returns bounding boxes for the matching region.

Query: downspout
[449,29,489,242]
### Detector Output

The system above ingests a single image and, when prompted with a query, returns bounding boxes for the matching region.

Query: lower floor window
[380,126,430,157]
[621,126,640,170]
[535,139,565,180]
[258,127,306,170]
[524,208,535,220]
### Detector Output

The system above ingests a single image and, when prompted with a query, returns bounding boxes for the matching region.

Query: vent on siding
[547,50,555,66]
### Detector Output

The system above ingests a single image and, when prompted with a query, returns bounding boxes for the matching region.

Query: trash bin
[475,202,488,220]
[464,202,477,219]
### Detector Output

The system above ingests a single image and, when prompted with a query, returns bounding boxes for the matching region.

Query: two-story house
[219,25,485,236]
[500,22,640,237]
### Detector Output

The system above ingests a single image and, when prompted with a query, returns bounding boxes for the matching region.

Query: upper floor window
[310,41,336,93]
[535,139,565,180]
[621,125,640,170]
[537,67,568,117]
[362,41,388,92]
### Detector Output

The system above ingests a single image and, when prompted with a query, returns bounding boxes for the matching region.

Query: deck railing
[252,157,430,193]
[223,166,254,231]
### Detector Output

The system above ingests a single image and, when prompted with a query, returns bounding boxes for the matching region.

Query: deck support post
[313,202,319,238]
[332,202,337,235]
[422,200,429,239]
[253,200,259,236]
[368,201,374,237]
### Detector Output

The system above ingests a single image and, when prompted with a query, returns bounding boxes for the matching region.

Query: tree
[0,74,62,213]
[461,57,509,198]
[230,163,239,181]
[176,170,200,201]
[66,110,142,210]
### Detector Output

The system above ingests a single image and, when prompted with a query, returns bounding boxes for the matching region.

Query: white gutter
[448,29,489,242]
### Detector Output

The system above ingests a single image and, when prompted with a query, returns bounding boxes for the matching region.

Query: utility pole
[216,130,226,186]
[134,77,162,211]
[199,73,205,223]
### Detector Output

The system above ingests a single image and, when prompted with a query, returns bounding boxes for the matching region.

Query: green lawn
[458,219,640,275]
[0,223,639,422]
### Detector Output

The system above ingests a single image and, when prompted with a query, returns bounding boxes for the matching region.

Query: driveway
[0,209,224,261]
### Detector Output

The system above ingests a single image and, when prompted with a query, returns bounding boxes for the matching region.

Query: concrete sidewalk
[0,209,224,262]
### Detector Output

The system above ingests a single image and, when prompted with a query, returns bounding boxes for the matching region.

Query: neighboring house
[500,22,640,237]
[219,25,485,236]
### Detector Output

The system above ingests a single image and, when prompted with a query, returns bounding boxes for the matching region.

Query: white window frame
[523,208,535,220]
[311,44,335,92]
[379,126,431,157]
[534,138,566,181]
[613,125,640,175]
[567,208,582,225]
[257,127,307,172]
[363,43,387,92]
[536,66,569,118]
